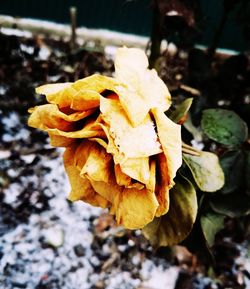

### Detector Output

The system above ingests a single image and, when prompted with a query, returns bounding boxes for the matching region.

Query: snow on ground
[0,15,149,49]
[0,15,239,57]
[0,111,179,289]
[141,265,179,289]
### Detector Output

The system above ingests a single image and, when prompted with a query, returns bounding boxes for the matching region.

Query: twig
[182,143,201,156]
[180,84,201,96]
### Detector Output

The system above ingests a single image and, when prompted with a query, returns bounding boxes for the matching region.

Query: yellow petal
[46,127,105,140]
[72,74,119,92]
[81,143,113,183]
[80,192,109,208]
[115,47,149,79]
[63,143,109,208]
[88,137,108,149]
[39,84,78,108]
[28,104,95,131]
[97,117,151,186]
[147,158,156,192]
[36,75,119,111]
[114,164,131,187]
[48,133,75,147]
[47,88,101,111]
[114,47,171,126]
[100,97,162,158]
[126,182,145,190]
[152,108,182,186]
[72,140,121,203]
[68,141,112,207]
[114,84,149,127]
[37,116,105,141]
[28,104,100,147]
[69,89,101,110]
[36,82,72,95]
[89,178,122,204]
[97,122,122,163]
[74,140,96,168]
[114,187,159,229]
[28,104,72,131]
[155,153,170,217]
[120,157,150,186]
[46,86,101,111]
[142,69,171,111]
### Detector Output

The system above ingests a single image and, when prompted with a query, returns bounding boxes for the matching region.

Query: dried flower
[28,47,182,229]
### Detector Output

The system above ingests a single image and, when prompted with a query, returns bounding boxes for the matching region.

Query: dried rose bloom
[28,47,182,229]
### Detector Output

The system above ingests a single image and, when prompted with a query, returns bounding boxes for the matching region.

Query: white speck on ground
[141,265,179,289]
[38,46,51,60]
[0,26,33,38]
[0,85,8,95]
[20,43,34,55]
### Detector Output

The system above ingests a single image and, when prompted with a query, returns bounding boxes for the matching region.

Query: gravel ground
[0,28,249,289]
[0,111,179,289]
[1,93,249,289]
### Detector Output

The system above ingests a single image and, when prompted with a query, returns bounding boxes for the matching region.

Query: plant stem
[149,0,165,69]
[182,143,201,156]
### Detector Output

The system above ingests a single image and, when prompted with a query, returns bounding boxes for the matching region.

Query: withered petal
[36,82,72,96]
[147,158,156,192]
[114,164,131,187]
[155,153,170,217]
[63,143,109,208]
[114,47,171,126]
[152,108,182,187]
[114,187,159,230]
[48,133,75,147]
[72,74,119,92]
[36,75,120,111]
[120,157,150,186]
[28,104,95,132]
[100,97,162,159]
[81,143,113,183]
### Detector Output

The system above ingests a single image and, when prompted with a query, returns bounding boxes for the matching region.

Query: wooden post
[70,6,77,50]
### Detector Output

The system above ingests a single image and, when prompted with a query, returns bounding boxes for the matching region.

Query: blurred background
[0,1,250,289]
[1,0,249,51]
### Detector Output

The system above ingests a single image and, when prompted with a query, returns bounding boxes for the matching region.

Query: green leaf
[182,219,214,264]
[183,151,225,192]
[209,193,250,218]
[169,98,193,123]
[142,175,197,247]
[201,109,248,147]
[183,113,203,142]
[201,211,225,247]
[220,150,245,194]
